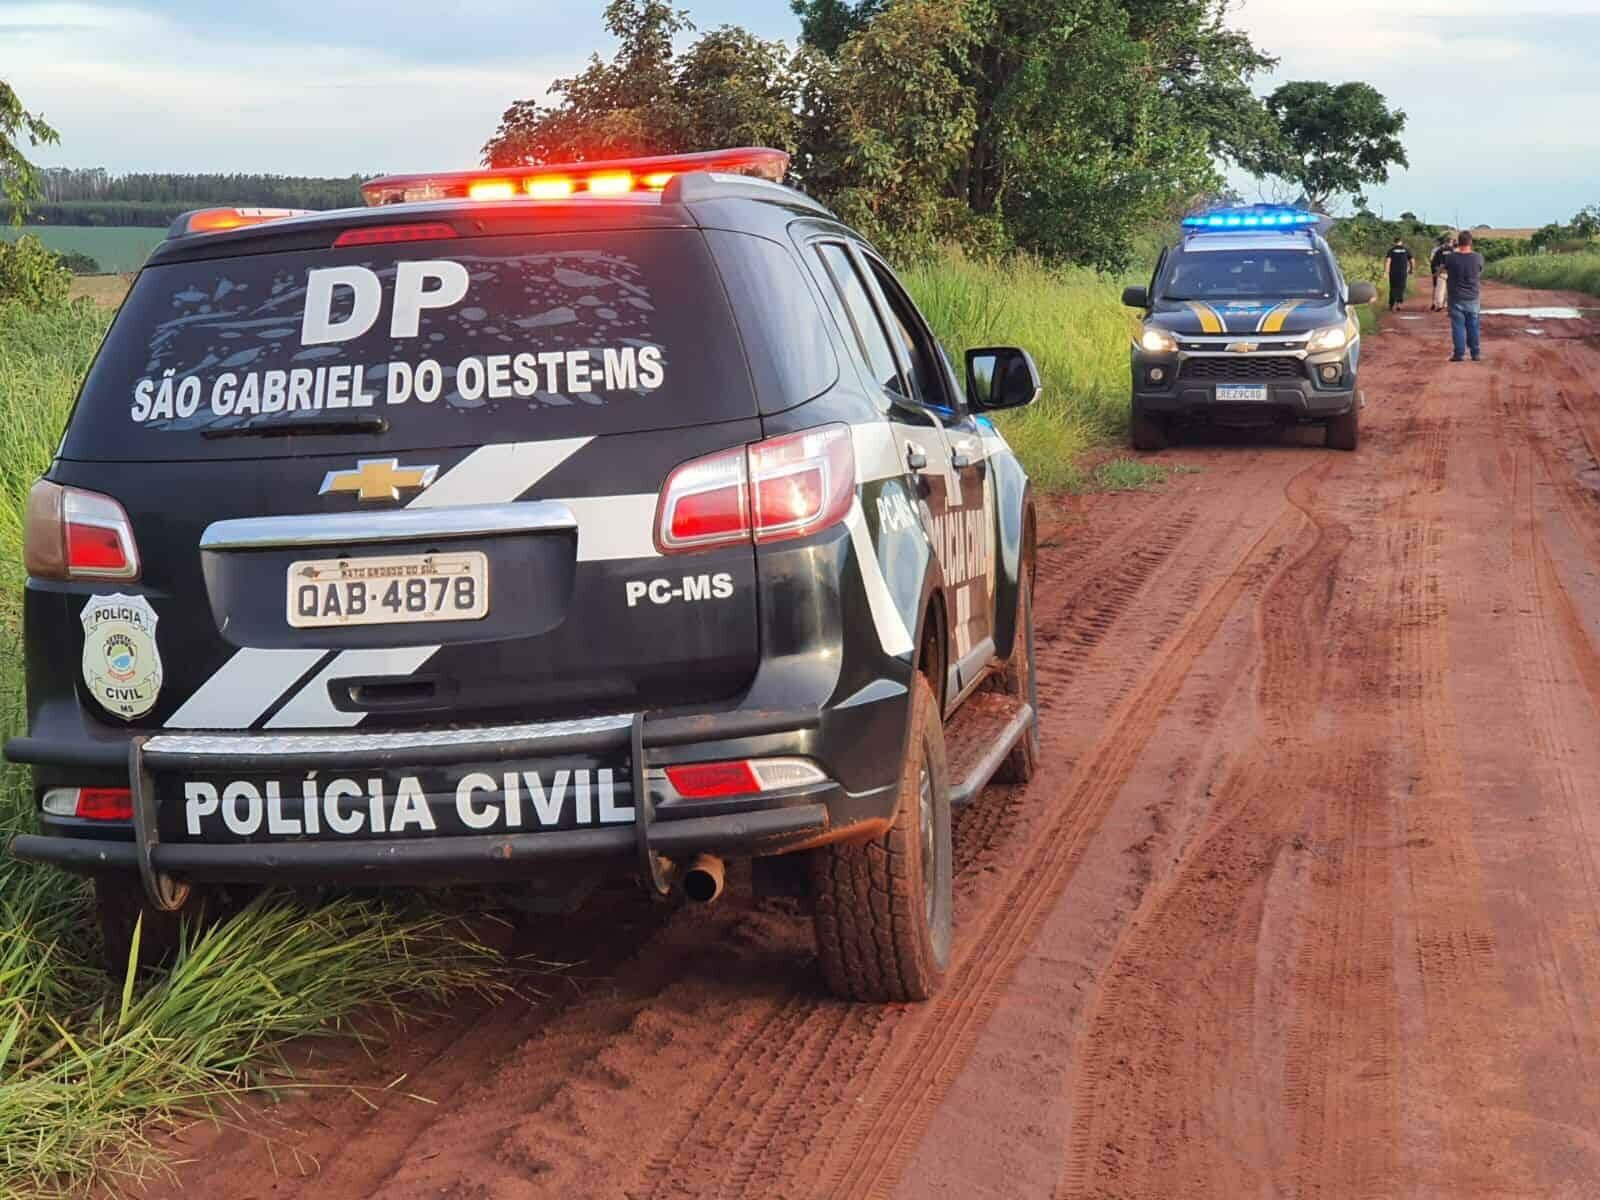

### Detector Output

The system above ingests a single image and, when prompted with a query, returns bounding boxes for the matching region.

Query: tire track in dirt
[635,498,1221,1200]
[816,491,1315,1200]
[1050,445,1409,1198]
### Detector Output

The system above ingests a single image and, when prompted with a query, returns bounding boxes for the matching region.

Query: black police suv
[8,148,1042,1003]
[1122,206,1377,451]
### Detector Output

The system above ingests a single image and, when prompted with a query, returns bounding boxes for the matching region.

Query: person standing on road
[1429,234,1452,311]
[1447,231,1487,362]
[1386,237,1416,310]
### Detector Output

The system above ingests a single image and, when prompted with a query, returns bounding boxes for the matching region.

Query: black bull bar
[8,708,829,910]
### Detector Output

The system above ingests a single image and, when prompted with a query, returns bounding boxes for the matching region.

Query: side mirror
[966,347,1041,413]
[1121,285,1149,309]
[1348,281,1377,306]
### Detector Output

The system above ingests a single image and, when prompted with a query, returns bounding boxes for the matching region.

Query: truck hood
[1147,298,1344,338]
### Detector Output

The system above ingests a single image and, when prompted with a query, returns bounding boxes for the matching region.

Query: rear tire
[1326,404,1359,451]
[811,674,951,1002]
[993,556,1039,784]
[93,874,223,975]
[1132,410,1169,451]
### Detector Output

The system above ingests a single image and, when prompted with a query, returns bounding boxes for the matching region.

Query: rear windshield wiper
[202,414,390,440]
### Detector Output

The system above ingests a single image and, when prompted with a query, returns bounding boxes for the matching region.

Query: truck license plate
[287,551,489,628]
[1216,384,1269,403]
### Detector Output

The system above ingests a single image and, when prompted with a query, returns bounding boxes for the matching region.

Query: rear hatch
[48,222,762,731]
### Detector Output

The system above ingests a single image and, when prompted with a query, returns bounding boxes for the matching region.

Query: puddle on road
[1482,306,1597,319]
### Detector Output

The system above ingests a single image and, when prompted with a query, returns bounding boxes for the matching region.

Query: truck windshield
[1160,248,1334,302]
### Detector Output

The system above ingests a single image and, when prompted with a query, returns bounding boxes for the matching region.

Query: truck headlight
[1306,324,1350,353]
[1140,326,1179,354]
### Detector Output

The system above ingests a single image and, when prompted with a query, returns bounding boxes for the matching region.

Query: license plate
[1216,384,1269,403]
[287,551,489,628]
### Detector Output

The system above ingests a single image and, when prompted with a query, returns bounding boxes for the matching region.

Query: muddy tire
[992,556,1040,784]
[1132,411,1169,452]
[1326,404,1359,451]
[811,674,951,1002]
[93,874,222,975]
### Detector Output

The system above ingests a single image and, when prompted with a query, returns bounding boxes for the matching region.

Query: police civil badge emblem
[80,594,163,720]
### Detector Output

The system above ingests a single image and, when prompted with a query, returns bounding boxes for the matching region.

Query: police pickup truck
[1123,206,1377,451]
[8,148,1042,1004]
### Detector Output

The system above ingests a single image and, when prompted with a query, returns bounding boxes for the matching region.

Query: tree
[2,79,60,225]
[958,0,1275,268]
[1571,204,1600,240]
[792,0,884,54]
[1248,81,1408,212]
[799,0,978,253]
[483,1,692,165]
[482,1,800,167]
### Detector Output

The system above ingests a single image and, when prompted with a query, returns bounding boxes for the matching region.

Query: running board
[944,692,1036,809]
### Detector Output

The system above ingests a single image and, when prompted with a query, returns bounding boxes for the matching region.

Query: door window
[814,243,904,397]
[860,255,958,415]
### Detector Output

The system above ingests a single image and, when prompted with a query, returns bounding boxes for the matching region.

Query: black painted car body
[7,167,1038,967]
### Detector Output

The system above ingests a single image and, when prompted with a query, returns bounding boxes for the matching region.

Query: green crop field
[1,226,165,274]
[1487,252,1600,299]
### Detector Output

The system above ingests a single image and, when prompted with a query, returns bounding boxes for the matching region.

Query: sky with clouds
[4,1,1596,227]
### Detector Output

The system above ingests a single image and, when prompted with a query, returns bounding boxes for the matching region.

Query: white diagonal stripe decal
[408,437,593,508]
[166,647,326,730]
[845,498,914,658]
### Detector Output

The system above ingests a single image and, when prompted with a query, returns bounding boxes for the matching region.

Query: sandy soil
[121,281,1600,1199]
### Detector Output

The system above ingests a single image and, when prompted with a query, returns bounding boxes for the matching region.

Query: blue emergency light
[1181,206,1320,230]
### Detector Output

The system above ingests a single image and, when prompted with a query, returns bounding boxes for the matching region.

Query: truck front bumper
[1132,348,1357,421]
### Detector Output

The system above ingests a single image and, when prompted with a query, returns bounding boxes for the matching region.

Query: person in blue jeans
[1446,231,1486,362]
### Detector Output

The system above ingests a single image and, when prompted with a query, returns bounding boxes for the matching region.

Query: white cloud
[3,3,575,174]
[1226,0,1600,224]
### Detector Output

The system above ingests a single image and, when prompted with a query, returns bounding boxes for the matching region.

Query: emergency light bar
[360,147,791,207]
[1181,205,1320,230]
[176,207,312,235]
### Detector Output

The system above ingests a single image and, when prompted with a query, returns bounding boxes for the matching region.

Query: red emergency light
[180,207,311,235]
[360,147,790,207]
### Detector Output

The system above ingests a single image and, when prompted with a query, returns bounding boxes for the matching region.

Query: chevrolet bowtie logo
[1225,341,1260,354]
[319,458,440,503]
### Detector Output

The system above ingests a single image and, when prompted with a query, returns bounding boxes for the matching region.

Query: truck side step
[944,692,1036,808]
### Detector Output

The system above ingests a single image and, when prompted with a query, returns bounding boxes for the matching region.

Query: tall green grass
[903,252,1138,487]
[0,301,505,1197]
[1487,253,1600,298]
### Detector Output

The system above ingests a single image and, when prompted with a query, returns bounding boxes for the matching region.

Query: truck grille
[1180,356,1304,381]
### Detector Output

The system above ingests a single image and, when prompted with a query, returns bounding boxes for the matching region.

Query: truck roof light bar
[360,147,790,207]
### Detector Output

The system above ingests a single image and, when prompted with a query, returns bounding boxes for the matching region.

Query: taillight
[24,480,141,580]
[657,446,749,552]
[655,425,855,555]
[42,787,134,821]
[664,758,827,800]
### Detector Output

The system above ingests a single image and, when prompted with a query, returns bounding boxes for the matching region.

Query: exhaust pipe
[681,854,726,905]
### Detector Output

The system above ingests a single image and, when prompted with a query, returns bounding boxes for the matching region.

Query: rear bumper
[7,702,899,901]
[10,804,829,884]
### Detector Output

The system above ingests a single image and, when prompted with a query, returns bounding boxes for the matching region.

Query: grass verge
[903,250,1138,488]
[0,300,505,1198]
[1486,253,1600,298]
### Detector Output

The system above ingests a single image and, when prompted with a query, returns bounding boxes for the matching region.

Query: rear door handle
[905,442,928,472]
[951,451,975,470]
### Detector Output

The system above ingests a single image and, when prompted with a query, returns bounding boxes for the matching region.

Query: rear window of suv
[60,228,755,461]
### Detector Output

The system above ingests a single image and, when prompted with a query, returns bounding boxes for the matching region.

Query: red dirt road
[132,282,1600,1199]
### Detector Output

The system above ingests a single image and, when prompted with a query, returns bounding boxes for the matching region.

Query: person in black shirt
[1429,234,1452,311]
[1446,231,1487,362]
[1386,238,1416,309]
